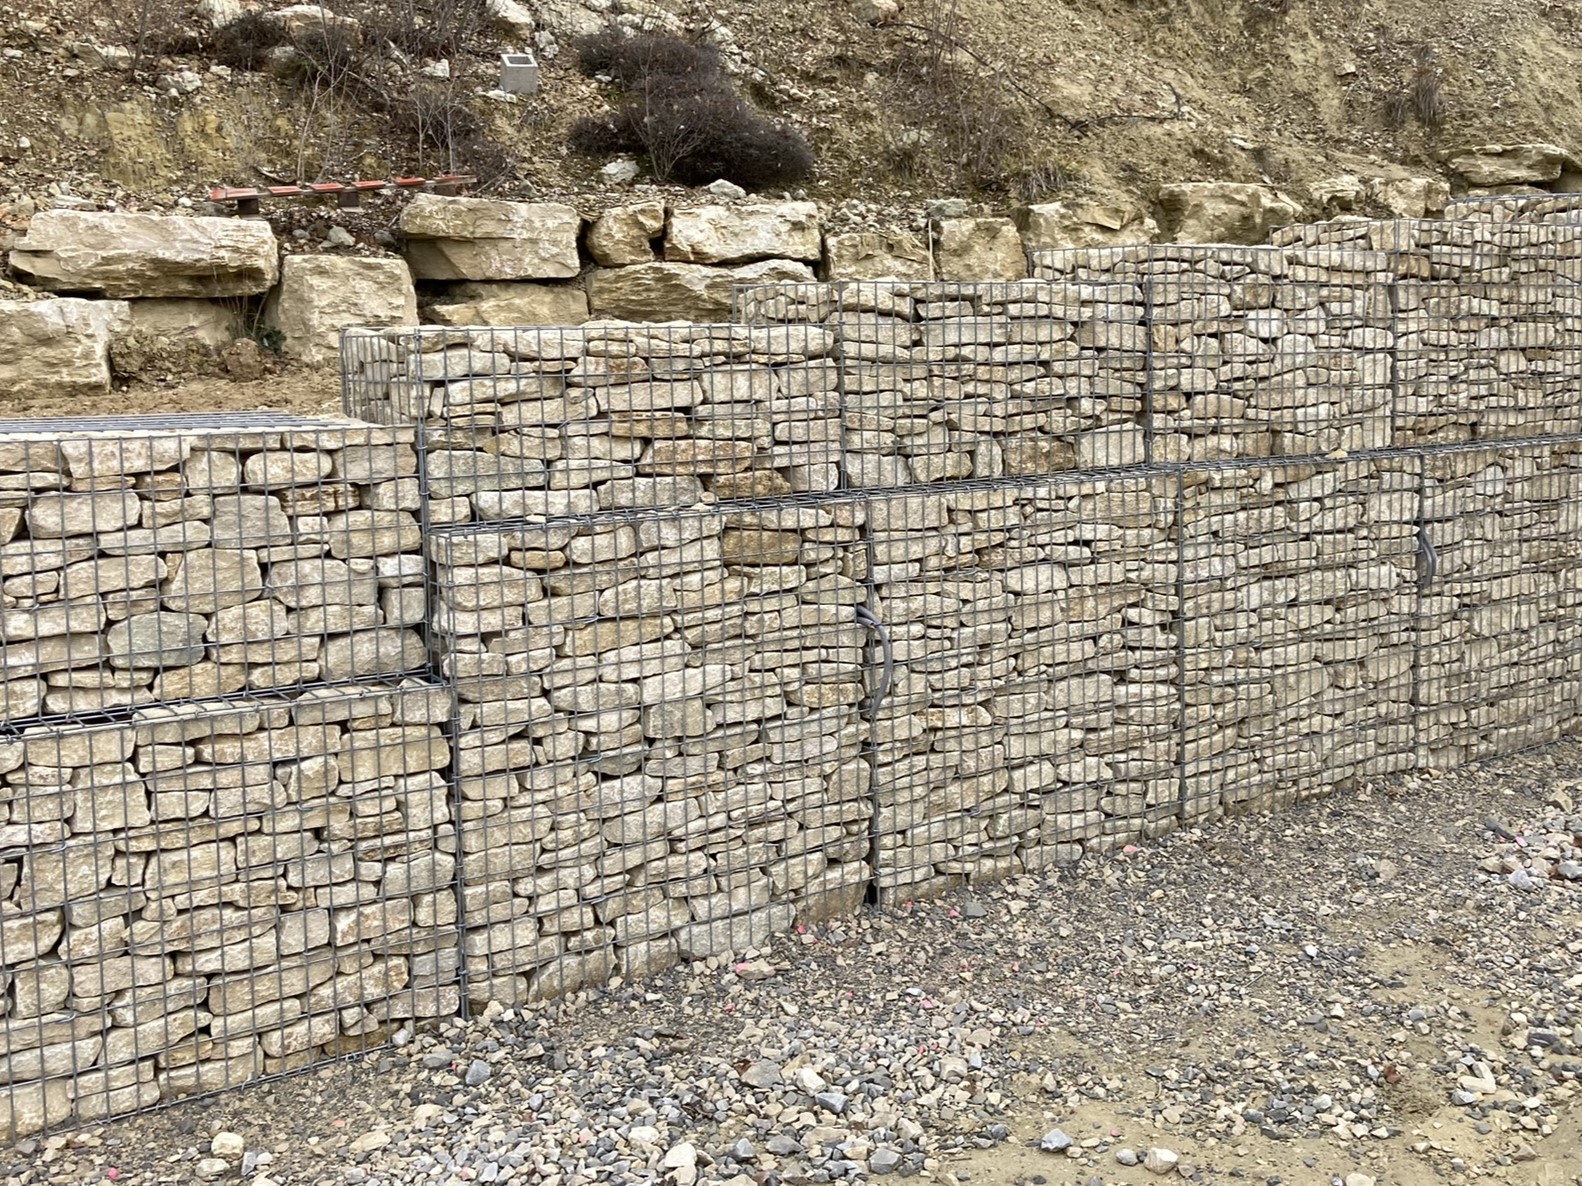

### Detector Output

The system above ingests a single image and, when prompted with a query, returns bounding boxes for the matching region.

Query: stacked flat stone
[1396,279,1582,444]
[866,477,1179,901]
[0,681,456,1139]
[342,322,848,523]
[0,420,427,723]
[741,282,1150,485]
[427,502,873,1006]
[1445,195,1582,223]
[742,269,1400,464]
[1418,442,1582,767]
[1178,459,1418,817]
[1265,215,1582,283]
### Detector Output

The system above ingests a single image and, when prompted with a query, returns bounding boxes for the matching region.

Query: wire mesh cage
[865,473,1181,903]
[427,493,876,1006]
[1177,457,1420,820]
[0,680,457,1139]
[12,188,1582,1135]
[1395,280,1582,445]
[1417,440,1582,766]
[0,416,428,730]
[342,324,852,524]
[732,279,1161,480]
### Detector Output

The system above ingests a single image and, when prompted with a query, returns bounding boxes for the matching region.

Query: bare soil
[3,0,1582,235]
[8,744,1579,1186]
[0,368,344,420]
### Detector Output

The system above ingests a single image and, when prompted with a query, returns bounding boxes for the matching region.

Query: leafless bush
[1411,46,1446,128]
[1381,90,1412,129]
[388,78,516,185]
[576,29,723,84]
[879,0,1049,195]
[570,28,814,189]
[213,11,286,71]
[107,0,188,73]
[352,0,491,59]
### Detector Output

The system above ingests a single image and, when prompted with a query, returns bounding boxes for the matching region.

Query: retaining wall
[9,212,1582,1131]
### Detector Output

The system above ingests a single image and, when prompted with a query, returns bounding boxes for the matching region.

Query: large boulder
[485,0,535,38]
[1372,175,1450,219]
[588,260,815,322]
[1157,182,1302,244]
[399,195,581,281]
[932,217,1027,281]
[0,298,131,399]
[427,281,589,326]
[1447,143,1580,187]
[664,202,822,265]
[1013,200,1158,251]
[587,202,665,267]
[9,212,279,298]
[823,230,931,280]
[112,299,241,378]
[264,256,417,366]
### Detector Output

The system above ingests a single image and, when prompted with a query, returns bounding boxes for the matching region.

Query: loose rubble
[4,743,1575,1186]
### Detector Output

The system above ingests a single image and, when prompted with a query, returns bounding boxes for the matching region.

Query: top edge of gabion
[0,412,384,437]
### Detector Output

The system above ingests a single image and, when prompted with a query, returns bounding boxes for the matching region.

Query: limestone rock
[851,0,900,22]
[588,259,815,322]
[10,212,279,298]
[197,0,251,27]
[485,0,535,38]
[823,230,931,280]
[400,195,580,280]
[126,299,239,349]
[932,217,1027,281]
[1157,182,1303,244]
[1447,143,1580,186]
[526,0,605,36]
[1014,201,1158,250]
[427,281,589,327]
[587,202,665,267]
[1373,175,1450,219]
[113,298,241,378]
[664,202,822,265]
[262,3,362,41]
[1308,175,1368,211]
[0,298,131,398]
[265,256,418,366]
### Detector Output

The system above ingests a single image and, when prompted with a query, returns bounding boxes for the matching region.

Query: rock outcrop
[399,195,581,281]
[9,212,279,298]
[1157,182,1302,244]
[932,217,1027,282]
[1447,143,1581,187]
[0,298,131,399]
[664,202,823,265]
[588,260,816,321]
[1014,201,1158,250]
[426,282,590,326]
[265,256,418,366]
[586,202,666,267]
[822,231,932,281]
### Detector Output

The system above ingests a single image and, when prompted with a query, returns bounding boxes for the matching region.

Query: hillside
[2,0,1582,242]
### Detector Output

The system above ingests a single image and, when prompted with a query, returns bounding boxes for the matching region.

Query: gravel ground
[4,743,1580,1186]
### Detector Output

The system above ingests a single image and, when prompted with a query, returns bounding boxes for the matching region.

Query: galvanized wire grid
[0,415,447,1140]
[0,418,429,728]
[0,681,457,1140]
[11,238,1582,1136]
[430,494,874,1004]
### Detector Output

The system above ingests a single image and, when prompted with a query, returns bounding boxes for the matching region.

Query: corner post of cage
[405,329,473,1019]
[1172,466,1189,816]
[1143,245,1157,468]
[338,328,352,417]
